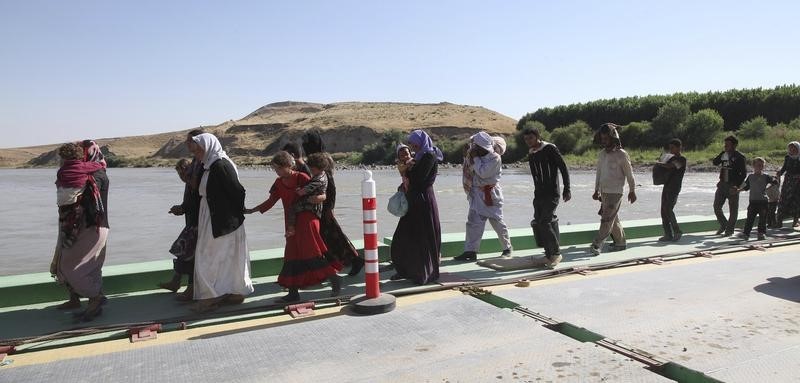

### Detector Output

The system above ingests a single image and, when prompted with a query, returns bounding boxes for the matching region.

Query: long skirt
[193,199,254,300]
[320,209,358,268]
[55,226,108,298]
[390,185,441,285]
[778,175,800,220]
[278,211,339,289]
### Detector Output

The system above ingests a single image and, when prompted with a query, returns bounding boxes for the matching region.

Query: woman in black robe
[389,130,442,285]
[301,131,365,276]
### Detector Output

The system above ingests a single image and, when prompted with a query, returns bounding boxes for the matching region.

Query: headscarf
[192,133,237,175]
[471,132,495,154]
[408,130,444,162]
[598,123,622,150]
[492,136,507,156]
[81,140,106,166]
[301,130,325,155]
[788,141,800,159]
[396,143,410,158]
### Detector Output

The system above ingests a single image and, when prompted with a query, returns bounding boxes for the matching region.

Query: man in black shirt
[655,138,687,241]
[712,135,747,236]
[523,127,571,268]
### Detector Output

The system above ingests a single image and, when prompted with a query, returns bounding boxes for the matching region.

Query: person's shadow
[753,276,800,303]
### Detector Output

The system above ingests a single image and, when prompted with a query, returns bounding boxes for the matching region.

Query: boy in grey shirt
[736,157,778,240]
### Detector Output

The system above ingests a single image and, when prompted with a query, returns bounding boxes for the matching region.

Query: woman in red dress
[246,151,341,302]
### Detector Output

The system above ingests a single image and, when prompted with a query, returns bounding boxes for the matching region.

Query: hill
[0,101,517,168]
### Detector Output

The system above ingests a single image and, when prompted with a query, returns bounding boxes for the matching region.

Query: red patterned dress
[255,171,340,288]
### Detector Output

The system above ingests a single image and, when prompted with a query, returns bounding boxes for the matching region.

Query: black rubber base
[350,293,397,315]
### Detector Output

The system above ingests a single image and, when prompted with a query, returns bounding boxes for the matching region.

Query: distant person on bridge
[590,123,636,256]
[775,141,800,229]
[735,157,778,241]
[654,138,687,242]
[712,135,747,237]
[522,127,571,267]
[454,131,512,262]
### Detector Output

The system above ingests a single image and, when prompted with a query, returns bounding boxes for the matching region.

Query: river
[0,167,721,275]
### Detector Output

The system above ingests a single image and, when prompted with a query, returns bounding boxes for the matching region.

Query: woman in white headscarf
[188,133,254,312]
[776,141,800,228]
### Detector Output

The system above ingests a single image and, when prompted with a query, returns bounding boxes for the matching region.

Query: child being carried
[288,152,329,237]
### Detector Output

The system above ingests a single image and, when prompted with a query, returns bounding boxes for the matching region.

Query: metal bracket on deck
[693,251,715,258]
[128,324,162,343]
[748,244,766,251]
[645,257,664,265]
[573,266,596,276]
[0,345,15,365]
[285,302,315,318]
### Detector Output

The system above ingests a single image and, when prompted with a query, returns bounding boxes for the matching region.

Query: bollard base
[350,293,396,315]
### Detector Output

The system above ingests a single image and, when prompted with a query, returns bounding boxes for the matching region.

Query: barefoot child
[159,158,201,300]
[245,151,341,302]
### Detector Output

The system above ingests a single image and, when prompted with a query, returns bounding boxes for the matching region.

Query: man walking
[712,135,747,236]
[523,127,571,268]
[655,138,687,241]
[590,123,636,256]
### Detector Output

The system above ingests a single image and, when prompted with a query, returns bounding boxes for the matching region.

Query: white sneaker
[589,244,601,256]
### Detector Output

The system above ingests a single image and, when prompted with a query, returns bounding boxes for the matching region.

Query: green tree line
[518,85,800,133]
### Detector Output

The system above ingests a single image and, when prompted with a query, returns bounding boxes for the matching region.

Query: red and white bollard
[361,171,381,298]
[351,170,396,315]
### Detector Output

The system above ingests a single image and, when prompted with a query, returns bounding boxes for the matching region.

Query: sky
[1,0,799,148]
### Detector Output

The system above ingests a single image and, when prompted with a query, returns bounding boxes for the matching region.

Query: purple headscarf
[408,130,444,162]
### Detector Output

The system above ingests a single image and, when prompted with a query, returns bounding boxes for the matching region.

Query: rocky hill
[0,101,517,167]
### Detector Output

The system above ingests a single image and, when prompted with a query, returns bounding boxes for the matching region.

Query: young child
[245,151,340,302]
[160,159,198,298]
[396,144,413,192]
[55,143,106,248]
[288,152,329,237]
[737,157,778,240]
[766,176,781,229]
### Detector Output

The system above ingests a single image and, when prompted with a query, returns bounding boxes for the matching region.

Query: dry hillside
[1,101,517,167]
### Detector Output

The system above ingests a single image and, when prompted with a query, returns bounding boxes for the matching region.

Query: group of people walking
[51,124,800,319]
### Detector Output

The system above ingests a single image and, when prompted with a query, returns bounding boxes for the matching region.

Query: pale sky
[1,0,799,148]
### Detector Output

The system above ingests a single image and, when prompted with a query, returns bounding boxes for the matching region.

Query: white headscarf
[492,136,507,156]
[471,131,495,154]
[788,141,800,160]
[193,133,238,175]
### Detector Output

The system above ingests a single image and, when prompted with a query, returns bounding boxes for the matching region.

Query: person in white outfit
[188,133,254,312]
[454,131,512,261]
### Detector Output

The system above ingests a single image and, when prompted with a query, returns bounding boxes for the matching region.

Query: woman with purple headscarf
[389,130,442,284]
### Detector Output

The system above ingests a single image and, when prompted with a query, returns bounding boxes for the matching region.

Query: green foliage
[738,116,769,139]
[682,109,724,149]
[437,138,469,164]
[619,121,652,149]
[549,121,593,154]
[518,85,800,132]
[651,102,690,145]
[361,130,406,164]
